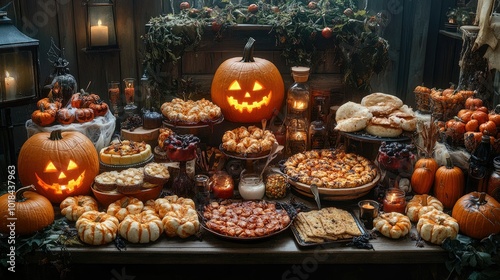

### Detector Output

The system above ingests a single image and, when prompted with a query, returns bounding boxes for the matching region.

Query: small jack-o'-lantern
[17,130,99,203]
[211,37,284,123]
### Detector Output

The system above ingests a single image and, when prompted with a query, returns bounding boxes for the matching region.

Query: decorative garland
[141,0,389,101]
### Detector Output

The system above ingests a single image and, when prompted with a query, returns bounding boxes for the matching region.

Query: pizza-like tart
[99,140,152,165]
[283,149,378,189]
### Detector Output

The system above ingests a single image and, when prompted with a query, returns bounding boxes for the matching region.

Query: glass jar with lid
[238,170,265,200]
[286,66,310,116]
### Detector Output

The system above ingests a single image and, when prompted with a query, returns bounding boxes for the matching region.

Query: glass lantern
[123,78,137,112]
[0,11,40,107]
[83,0,118,50]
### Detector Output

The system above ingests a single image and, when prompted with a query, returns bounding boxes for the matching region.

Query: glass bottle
[326,105,340,149]
[171,161,195,199]
[466,135,493,193]
[194,174,210,208]
[286,66,310,116]
[487,155,500,202]
[286,117,308,156]
[308,97,327,150]
[285,66,310,156]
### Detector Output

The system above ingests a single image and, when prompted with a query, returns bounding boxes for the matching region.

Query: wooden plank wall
[0,0,436,168]
[0,0,430,106]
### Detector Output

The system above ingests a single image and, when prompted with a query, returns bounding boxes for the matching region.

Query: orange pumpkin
[0,185,54,236]
[17,130,99,203]
[464,96,483,110]
[452,192,500,240]
[211,37,284,123]
[31,106,57,127]
[411,166,434,195]
[414,157,438,174]
[433,155,464,209]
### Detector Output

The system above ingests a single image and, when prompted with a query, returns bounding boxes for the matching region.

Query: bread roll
[334,101,372,132]
[361,93,403,116]
[365,123,403,138]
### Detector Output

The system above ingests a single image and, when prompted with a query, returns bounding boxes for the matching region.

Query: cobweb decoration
[25,110,116,152]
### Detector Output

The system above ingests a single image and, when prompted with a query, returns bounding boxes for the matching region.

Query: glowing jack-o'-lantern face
[211,37,284,123]
[35,160,85,195]
[226,80,272,113]
[17,130,99,203]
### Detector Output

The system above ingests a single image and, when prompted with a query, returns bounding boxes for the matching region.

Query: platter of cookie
[291,207,366,246]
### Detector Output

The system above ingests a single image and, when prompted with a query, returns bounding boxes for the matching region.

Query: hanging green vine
[141,0,389,98]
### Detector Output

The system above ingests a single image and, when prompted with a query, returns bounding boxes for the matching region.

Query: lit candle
[293,100,307,111]
[358,200,379,230]
[124,82,134,104]
[291,131,306,141]
[4,71,17,100]
[91,20,109,46]
[383,189,407,214]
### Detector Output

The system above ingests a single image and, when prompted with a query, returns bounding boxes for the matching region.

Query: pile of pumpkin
[31,90,109,127]
[439,95,500,154]
[0,186,200,245]
[407,154,500,242]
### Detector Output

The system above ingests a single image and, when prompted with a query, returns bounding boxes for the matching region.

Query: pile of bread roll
[335,92,417,137]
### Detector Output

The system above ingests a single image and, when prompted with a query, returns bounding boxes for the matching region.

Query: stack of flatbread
[335,92,417,137]
[293,207,362,243]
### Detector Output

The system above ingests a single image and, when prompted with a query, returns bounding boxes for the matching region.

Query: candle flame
[98,19,102,26]
[5,71,10,78]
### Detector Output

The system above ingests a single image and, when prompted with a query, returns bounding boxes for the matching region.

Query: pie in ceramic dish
[283,149,378,189]
[99,140,152,165]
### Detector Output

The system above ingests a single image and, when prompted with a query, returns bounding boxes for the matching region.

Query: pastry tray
[290,209,366,247]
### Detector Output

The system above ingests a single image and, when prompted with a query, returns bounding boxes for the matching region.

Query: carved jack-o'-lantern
[211,37,284,123]
[17,130,99,203]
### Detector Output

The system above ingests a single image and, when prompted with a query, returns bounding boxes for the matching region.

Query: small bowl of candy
[377,141,416,174]
[163,134,200,162]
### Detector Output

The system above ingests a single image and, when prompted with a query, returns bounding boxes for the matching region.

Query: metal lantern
[83,0,118,50]
[0,11,40,107]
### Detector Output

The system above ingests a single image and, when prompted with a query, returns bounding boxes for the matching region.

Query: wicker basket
[414,89,431,113]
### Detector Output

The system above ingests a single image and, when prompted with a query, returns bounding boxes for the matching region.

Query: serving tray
[290,209,366,247]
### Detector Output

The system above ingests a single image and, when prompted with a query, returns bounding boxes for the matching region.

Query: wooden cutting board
[121,126,159,148]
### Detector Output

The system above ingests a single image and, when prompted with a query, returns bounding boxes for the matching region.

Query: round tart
[94,171,120,192]
[144,162,170,185]
[99,140,152,165]
[116,168,144,194]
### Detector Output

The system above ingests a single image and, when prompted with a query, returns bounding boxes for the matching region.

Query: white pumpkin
[417,209,459,245]
[118,211,163,243]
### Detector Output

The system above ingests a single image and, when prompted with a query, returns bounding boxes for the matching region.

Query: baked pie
[94,171,120,192]
[115,168,144,194]
[283,149,378,189]
[143,162,170,185]
[99,140,152,165]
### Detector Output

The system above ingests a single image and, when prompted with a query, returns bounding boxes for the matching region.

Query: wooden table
[35,193,448,265]
[20,192,451,280]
